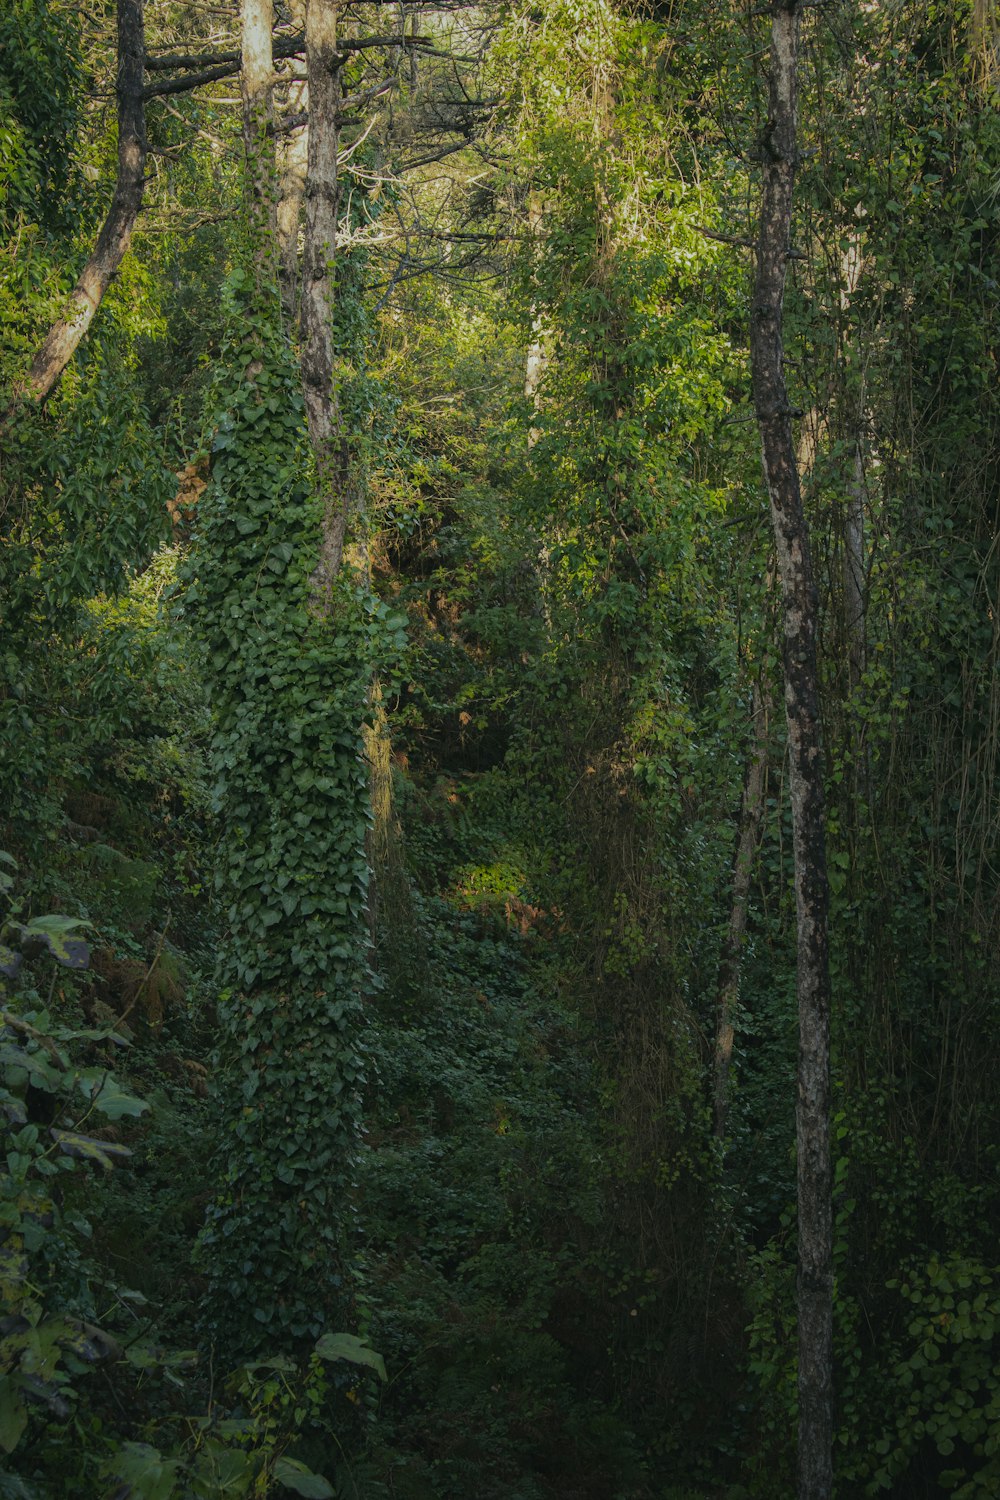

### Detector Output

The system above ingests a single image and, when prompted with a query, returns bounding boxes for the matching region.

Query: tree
[6,0,147,413]
[240,0,277,256]
[748,3,832,1494]
[301,0,354,602]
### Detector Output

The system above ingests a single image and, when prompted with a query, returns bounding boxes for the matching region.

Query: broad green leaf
[108,1441,181,1500]
[191,1439,255,1494]
[241,1355,297,1375]
[19,916,88,933]
[0,1089,27,1125]
[16,916,89,970]
[50,1127,133,1169]
[1,1043,62,1092]
[314,1331,387,1381]
[72,1068,149,1119]
[213,1417,254,1440]
[272,1456,335,1498]
[0,1375,27,1454]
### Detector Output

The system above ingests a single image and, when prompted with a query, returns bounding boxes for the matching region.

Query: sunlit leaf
[50,1127,133,1169]
[15,916,89,970]
[314,1331,387,1381]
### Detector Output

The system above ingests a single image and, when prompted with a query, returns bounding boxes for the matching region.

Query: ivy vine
[184,289,384,1352]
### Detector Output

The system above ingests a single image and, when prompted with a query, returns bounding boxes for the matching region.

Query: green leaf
[0,945,22,980]
[19,915,88,934]
[1,1090,27,1125]
[314,1331,387,1381]
[73,1068,149,1120]
[241,1355,297,1375]
[0,1043,63,1092]
[107,1441,181,1500]
[0,1375,27,1454]
[16,916,89,970]
[50,1127,133,1168]
[272,1456,335,1498]
[191,1439,255,1494]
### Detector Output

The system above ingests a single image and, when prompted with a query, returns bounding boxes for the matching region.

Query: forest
[1,0,999,1495]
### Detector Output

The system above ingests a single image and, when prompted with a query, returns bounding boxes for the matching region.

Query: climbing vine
[184,281,395,1352]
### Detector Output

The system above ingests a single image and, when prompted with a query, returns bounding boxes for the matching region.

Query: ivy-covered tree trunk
[748,3,834,1494]
[10,0,146,410]
[191,0,373,1358]
[191,325,372,1355]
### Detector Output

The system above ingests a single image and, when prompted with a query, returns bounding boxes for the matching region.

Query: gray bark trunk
[524,192,548,439]
[748,4,834,1495]
[277,92,309,310]
[276,0,308,311]
[300,0,353,609]
[241,0,277,262]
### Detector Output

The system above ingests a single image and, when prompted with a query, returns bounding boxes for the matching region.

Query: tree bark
[9,0,146,410]
[748,4,833,1496]
[241,0,277,264]
[277,85,309,311]
[714,678,771,1140]
[524,192,548,449]
[844,438,867,694]
[300,0,353,609]
[837,230,867,698]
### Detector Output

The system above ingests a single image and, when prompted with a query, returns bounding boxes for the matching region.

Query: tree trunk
[714,678,771,1140]
[844,439,867,694]
[277,90,309,311]
[301,0,353,609]
[748,4,833,1496]
[241,0,276,259]
[838,230,867,698]
[275,0,308,308]
[9,0,146,410]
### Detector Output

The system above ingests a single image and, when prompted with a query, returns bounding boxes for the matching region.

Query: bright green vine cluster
[185,293,377,1352]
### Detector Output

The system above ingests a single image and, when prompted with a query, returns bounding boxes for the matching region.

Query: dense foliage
[2,0,1000,1496]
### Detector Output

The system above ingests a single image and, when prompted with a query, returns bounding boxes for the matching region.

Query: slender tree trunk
[277,95,309,309]
[524,193,548,449]
[241,0,277,274]
[972,0,1000,86]
[301,0,353,609]
[714,678,771,1140]
[838,232,867,698]
[748,4,833,1496]
[8,0,146,411]
[844,439,867,693]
